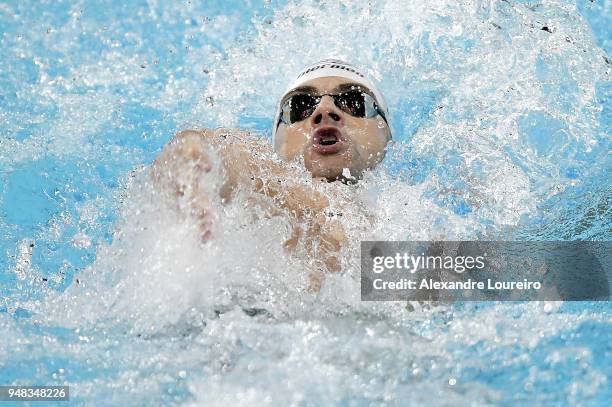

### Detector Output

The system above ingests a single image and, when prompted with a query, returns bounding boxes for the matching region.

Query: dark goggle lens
[335,90,366,117]
[281,89,378,124]
[289,93,319,123]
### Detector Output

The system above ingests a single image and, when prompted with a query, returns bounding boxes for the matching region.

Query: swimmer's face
[274,76,391,181]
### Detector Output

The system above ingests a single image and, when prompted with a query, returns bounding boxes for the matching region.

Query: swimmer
[152,59,391,290]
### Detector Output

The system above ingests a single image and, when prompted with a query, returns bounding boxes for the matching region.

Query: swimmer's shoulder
[174,127,252,143]
[173,128,275,162]
[174,128,213,140]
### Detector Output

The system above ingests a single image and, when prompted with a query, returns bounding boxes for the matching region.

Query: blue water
[1,1,611,406]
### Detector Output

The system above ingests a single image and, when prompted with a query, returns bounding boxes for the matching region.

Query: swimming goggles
[277,87,388,126]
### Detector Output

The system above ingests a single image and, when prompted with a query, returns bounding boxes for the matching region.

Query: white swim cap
[272,59,389,145]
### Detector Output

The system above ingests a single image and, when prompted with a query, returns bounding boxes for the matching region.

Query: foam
[2,0,610,404]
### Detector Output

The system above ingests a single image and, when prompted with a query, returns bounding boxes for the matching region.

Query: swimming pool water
[1,0,610,405]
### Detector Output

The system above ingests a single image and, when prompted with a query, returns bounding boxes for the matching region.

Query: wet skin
[274,76,391,181]
[152,76,391,290]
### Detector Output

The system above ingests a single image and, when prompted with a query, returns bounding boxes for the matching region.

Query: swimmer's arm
[152,128,330,219]
[222,136,346,286]
[218,136,346,281]
[152,129,345,282]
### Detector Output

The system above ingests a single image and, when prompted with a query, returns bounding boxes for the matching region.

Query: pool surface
[1,0,611,405]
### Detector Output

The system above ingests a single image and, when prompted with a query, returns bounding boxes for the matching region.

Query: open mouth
[312,127,345,154]
[319,132,339,145]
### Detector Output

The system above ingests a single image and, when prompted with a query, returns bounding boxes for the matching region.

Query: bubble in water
[1,0,609,405]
